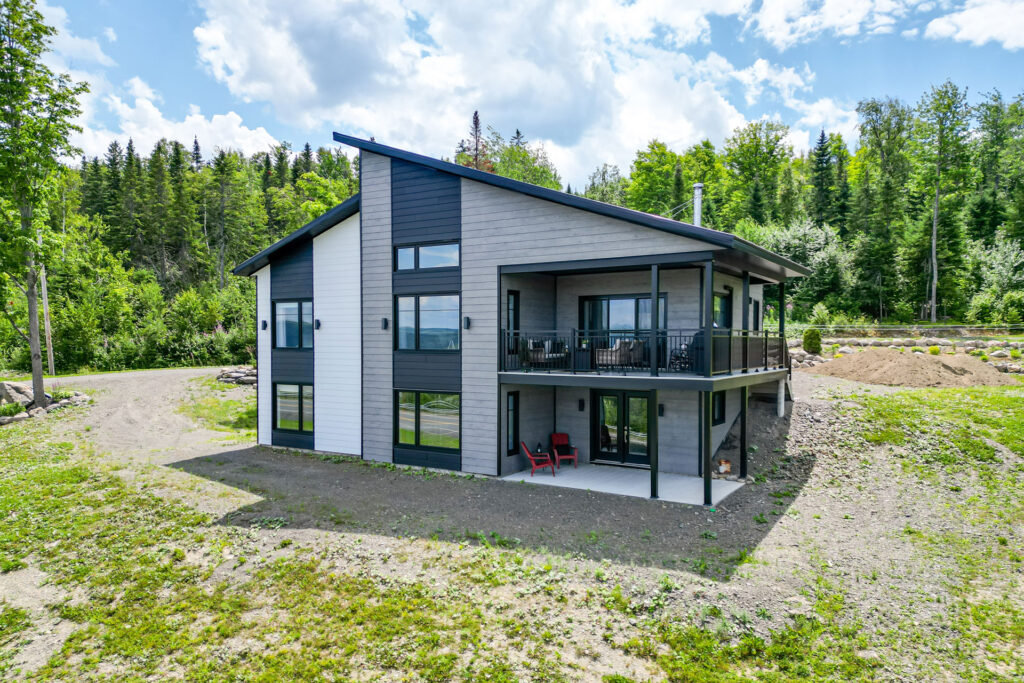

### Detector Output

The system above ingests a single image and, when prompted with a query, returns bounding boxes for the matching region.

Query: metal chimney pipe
[693,183,704,227]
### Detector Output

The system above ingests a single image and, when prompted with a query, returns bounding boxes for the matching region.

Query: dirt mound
[802,347,1020,388]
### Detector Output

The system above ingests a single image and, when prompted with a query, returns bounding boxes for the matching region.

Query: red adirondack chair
[521,441,555,477]
[550,433,578,469]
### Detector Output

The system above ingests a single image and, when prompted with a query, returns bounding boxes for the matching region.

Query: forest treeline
[2,12,1023,376]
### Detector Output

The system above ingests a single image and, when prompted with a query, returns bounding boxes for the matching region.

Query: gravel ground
[26,366,988,679]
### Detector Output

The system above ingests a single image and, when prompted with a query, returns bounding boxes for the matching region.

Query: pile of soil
[802,347,1020,388]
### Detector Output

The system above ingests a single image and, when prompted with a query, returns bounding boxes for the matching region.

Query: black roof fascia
[334,133,810,278]
[231,194,360,277]
[498,251,716,275]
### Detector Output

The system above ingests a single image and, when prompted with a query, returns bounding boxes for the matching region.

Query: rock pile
[217,366,257,385]
[0,381,90,426]
[787,337,1024,373]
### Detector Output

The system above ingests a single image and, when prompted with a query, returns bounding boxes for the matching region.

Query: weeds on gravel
[179,378,256,438]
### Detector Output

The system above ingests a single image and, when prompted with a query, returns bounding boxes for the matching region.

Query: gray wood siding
[393,352,461,392]
[501,273,555,331]
[393,269,461,294]
[270,241,313,300]
[271,349,313,383]
[553,269,701,331]
[390,159,460,244]
[360,152,394,462]
[461,179,718,475]
[499,384,555,475]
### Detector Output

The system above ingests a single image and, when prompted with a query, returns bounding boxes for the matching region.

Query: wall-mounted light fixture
[578,399,585,412]
[658,404,665,417]
[381,317,389,330]
[463,316,471,329]
[314,319,322,330]
[261,320,268,330]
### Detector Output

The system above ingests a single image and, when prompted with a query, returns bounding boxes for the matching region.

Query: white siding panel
[314,214,361,455]
[255,266,271,445]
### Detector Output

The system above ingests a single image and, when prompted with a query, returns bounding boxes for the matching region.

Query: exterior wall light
[578,399,585,412]
[463,316,471,329]
[314,319,321,330]
[381,317,389,330]
[261,320,268,330]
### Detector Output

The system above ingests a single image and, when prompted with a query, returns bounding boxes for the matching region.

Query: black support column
[650,264,659,377]
[649,389,658,499]
[741,272,750,373]
[740,385,748,479]
[702,390,713,505]
[702,261,713,377]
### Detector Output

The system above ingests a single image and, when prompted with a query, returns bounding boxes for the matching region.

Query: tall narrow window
[274,300,313,348]
[507,290,520,333]
[394,391,460,451]
[275,384,313,432]
[713,291,732,329]
[397,297,416,350]
[507,391,520,455]
[712,391,726,426]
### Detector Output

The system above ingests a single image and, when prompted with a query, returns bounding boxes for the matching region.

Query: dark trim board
[498,368,789,392]
[499,252,715,275]
[393,447,461,471]
[272,430,314,450]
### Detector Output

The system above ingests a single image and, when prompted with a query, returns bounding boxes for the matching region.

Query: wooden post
[649,389,658,499]
[650,265,659,377]
[740,386,748,479]
[702,390,713,505]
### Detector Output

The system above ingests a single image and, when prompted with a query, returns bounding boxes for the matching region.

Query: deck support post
[777,379,785,417]
[650,264,659,377]
[741,272,750,373]
[649,388,658,499]
[703,261,713,377]
[740,385,748,479]
[779,279,786,340]
[702,390,713,505]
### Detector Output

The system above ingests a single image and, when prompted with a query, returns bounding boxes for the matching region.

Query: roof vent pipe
[693,183,704,227]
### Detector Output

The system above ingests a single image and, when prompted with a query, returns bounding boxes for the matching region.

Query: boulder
[1007,364,1022,374]
[45,403,61,412]
[987,340,1004,348]
[989,350,1009,359]
[0,381,33,406]
[28,407,45,418]
[236,376,257,385]
[58,399,71,407]
[7,412,28,423]
[837,346,855,355]
[787,338,801,348]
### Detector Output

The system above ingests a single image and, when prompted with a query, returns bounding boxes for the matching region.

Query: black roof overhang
[333,133,811,280]
[231,194,360,277]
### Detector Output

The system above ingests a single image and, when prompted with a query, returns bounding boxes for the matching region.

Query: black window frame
[711,391,726,426]
[506,290,520,333]
[506,390,520,455]
[272,299,314,349]
[394,390,461,452]
[272,382,314,433]
[578,293,667,332]
[713,289,733,329]
[394,292,461,352]
[393,241,460,271]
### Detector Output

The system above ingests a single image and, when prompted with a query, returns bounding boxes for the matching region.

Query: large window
[395,243,459,271]
[506,391,520,455]
[396,391,460,450]
[396,294,460,350]
[275,384,313,432]
[274,301,313,348]
[580,295,667,332]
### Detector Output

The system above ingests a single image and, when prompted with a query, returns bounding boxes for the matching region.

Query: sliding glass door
[580,295,667,335]
[592,390,650,466]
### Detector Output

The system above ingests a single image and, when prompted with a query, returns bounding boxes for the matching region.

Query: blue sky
[43,0,1024,186]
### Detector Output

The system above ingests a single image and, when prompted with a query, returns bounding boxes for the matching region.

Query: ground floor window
[395,391,460,450]
[275,383,313,432]
[712,390,726,425]
[506,391,519,455]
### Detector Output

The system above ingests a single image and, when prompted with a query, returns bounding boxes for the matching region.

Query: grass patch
[179,378,256,437]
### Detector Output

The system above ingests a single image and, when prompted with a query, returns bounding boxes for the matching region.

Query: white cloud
[901,27,919,38]
[924,0,1024,50]
[38,0,115,67]
[786,96,860,151]
[103,27,117,42]
[747,0,921,50]
[731,58,814,105]
[125,76,160,103]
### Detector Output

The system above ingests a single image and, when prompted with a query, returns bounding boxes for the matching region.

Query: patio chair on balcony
[549,433,578,469]
[521,441,555,477]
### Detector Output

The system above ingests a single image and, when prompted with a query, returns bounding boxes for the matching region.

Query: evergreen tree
[583,164,627,206]
[830,136,852,237]
[292,142,314,182]
[191,136,202,170]
[810,129,833,227]
[80,156,104,217]
[272,143,290,188]
[777,164,800,226]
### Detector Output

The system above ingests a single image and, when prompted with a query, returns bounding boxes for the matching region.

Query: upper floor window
[396,294,460,350]
[395,243,460,271]
[274,301,313,349]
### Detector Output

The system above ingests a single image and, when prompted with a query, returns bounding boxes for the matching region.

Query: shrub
[1011,349,1022,360]
[967,291,998,324]
[50,389,74,401]
[1000,290,1024,324]
[0,403,24,417]
[808,303,830,328]
[981,354,989,362]
[802,328,822,355]
[928,346,940,355]
[911,346,924,353]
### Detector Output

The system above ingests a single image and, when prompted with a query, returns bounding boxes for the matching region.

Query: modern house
[232,134,809,505]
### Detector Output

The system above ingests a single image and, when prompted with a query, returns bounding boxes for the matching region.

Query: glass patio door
[593,391,650,466]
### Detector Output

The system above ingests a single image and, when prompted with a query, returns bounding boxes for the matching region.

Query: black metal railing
[500,329,787,375]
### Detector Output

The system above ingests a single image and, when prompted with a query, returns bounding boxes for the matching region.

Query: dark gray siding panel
[391,159,460,244]
[393,447,461,471]
[393,352,461,391]
[392,269,461,294]
[272,430,314,450]
[272,349,313,383]
[270,241,313,300]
